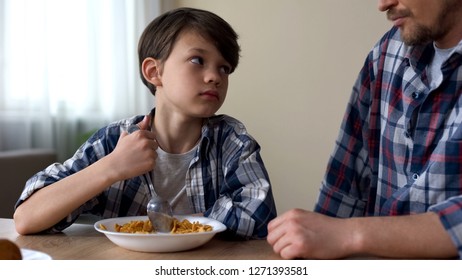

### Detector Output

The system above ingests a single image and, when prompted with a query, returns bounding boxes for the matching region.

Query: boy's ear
[142,58,162,87]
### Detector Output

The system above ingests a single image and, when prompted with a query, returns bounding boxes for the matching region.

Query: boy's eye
[220,65,231,75]
[190,56,231,74]
[190,57,204,65]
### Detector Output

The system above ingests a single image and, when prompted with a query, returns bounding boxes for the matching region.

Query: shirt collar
[404,33,462,72]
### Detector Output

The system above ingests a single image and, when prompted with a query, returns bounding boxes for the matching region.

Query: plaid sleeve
[315,51,376,218]
[315,28,400,217]
[15,116,140,232]
[429,197,462,257]
[15,136,106,232]
[201,117,277,239]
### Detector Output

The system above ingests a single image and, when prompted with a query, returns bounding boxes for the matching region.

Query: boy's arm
[14,153,122,235]
[14,117,157,234]
[205,139,276,239]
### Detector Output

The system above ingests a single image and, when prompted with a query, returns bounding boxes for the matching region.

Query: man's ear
[142,57,162,87]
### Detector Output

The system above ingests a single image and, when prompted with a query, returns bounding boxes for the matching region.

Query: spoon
[141,174,174,232]
[127,125,174,232]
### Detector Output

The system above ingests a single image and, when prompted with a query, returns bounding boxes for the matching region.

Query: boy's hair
[138,7,241,96]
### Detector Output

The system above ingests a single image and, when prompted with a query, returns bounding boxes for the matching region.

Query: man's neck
[435,8,462,49]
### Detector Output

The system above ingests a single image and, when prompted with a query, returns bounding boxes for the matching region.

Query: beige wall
[173,0,390,214]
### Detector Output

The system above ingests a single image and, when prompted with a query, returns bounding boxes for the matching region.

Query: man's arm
[267,209,457,259]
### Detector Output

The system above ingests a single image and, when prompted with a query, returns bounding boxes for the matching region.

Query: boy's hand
[108,115,158,181]
[137,113,152,131]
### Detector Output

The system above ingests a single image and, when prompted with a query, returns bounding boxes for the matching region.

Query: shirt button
[412,173,419,180]
[404,131,411,138]
[411,92,420,99]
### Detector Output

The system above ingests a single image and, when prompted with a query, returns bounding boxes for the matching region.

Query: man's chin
[400,26,433,46]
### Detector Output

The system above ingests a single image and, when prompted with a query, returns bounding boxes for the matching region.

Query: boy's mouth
[200,90,219,100]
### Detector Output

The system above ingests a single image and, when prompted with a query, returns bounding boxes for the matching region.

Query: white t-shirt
[427,43,456,89]
[152,145,198,215]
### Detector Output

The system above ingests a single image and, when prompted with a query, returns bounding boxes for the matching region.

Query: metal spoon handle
[141,173,158,198]
[126,124,158,198]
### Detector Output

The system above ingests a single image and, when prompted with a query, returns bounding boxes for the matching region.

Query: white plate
[20,249,52,260]
[94,215,226,252]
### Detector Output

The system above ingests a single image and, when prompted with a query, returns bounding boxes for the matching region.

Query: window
[0,0,161,160]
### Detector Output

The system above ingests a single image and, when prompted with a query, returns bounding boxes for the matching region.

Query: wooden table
[0,218,282,260]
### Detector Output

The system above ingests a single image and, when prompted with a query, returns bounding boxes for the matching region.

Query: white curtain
[0,0,161,161]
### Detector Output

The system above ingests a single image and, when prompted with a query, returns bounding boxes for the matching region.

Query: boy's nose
[205,69,222,85]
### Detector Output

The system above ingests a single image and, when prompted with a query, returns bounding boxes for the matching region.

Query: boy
[14,7,276,239]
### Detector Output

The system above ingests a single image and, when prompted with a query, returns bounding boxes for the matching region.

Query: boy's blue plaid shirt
[17,113,276,239]
[316,27,462,257]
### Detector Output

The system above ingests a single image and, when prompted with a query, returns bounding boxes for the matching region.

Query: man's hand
[267,209,458,259]
[267,209,356,259]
